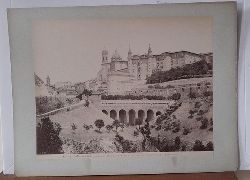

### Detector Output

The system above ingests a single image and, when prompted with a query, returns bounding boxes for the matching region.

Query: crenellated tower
[99,48,110,82]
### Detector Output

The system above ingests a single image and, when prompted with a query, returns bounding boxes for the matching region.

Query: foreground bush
[37,117,63,154]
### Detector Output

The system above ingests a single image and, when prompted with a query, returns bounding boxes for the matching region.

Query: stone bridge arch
[99,100,173,126]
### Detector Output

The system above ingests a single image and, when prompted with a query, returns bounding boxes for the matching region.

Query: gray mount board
[7,2,238,176]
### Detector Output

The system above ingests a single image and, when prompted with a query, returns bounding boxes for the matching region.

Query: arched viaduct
[96,100,175,125]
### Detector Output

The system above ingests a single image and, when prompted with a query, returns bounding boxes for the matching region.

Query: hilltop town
[35,45,213,154]
[36,44,212,99]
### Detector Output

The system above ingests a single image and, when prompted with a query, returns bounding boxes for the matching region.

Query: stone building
[95,45,212,95]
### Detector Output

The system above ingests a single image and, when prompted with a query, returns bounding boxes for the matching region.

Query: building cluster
[35,44,213,98]
[96,44,212,95]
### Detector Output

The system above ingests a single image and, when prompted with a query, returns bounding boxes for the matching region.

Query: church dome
[111,49,122,61]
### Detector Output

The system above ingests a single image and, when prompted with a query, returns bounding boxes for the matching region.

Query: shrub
[206,141,214,151]
[196,116,203,121]
[192,140,205,151]
[122,140,133,152]
[189,110,195,115]
[83,124,90,131]
[84,99,90,107]
[175,136,181,150]
[71,123,77,131]
[112,120,120,132]
[168,93,181,100]
[200,118,208,129]
[133,130,139,137]
[210,118,213,126]
[189,92,197,99]
[183,127,191,135]
[204,91,213,97]
[195,102,202,109]
[150,125,156,129]
[197,110,205,116]
[115,134,124,142]
[181,145,187,151]
[135,118,143,129]
[94,119,105,132]
[105,125,113,133]
[172,127,180,133]
[155,125,161,131]
[119,122,125,131]
[37,117,63,154]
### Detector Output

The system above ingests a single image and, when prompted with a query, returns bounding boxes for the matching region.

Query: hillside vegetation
[146,60,212,84]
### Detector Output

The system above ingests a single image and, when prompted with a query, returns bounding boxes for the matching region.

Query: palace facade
[96,44,212,95]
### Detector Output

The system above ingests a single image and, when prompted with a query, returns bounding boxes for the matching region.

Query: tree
[192,140,205,151]
[175,136,181,150]
[105,124,113,133]
[138,121,151,151]
[94,119,105,132]
[71,123,77,131]
[84,99,90,107]
[206,141,214,151]
[135,118,143,129]
[119,122,125,132]
[83,89,92,100]
[189,92,197,99]
[200,118,208,129]
[76,93,83,100]
[112,119,120,132]
[37,117,63,154]
[83,124,91,131]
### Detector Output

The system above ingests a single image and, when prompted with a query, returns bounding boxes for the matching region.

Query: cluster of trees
[193,140,214,151]
[114,134,137,153]
[37,117,63,154]
[76,89,92,101]
[146,60,212,84]
[36,96,64,115]
[101,94,166,100]
[167,93,181,100]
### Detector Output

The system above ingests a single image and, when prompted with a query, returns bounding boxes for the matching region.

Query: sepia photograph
[34,16,213,155]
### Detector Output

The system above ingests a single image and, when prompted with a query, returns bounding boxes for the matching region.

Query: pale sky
[32,16,212,83]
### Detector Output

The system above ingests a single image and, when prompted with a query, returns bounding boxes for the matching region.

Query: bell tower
[102,48,108,64]
[100,48,110,83]
[148,43,152,56]
[128,44,132,74]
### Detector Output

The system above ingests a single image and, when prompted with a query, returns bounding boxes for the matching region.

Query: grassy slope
[151,97,213,149]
